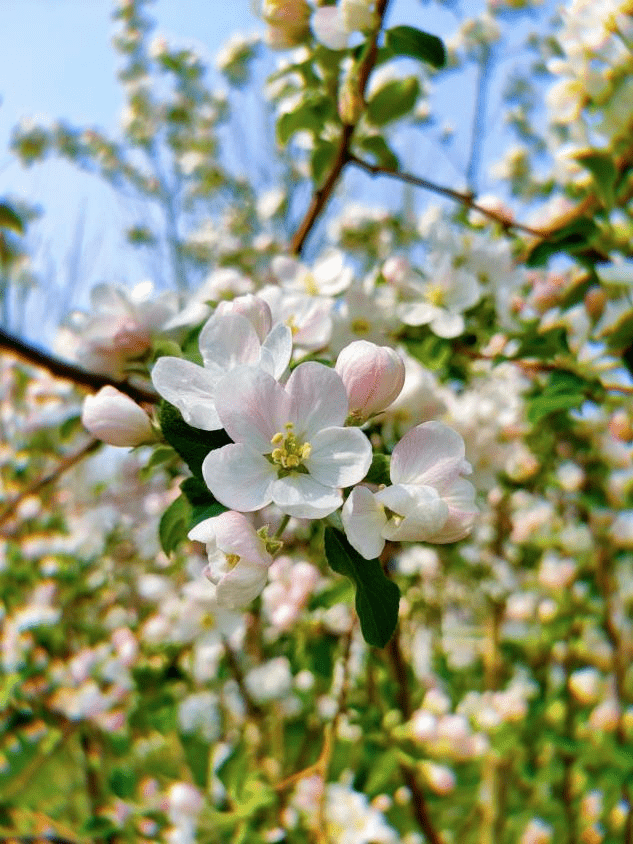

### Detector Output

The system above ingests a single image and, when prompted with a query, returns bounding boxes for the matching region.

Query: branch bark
[0,327,158,404]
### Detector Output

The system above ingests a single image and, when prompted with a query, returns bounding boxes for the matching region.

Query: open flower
[151,304,292,430]
[188,511,273,608]
[202,362,372,518]
[342,421,477,558]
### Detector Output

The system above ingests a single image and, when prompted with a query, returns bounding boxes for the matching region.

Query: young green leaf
[159,400,231,479]
[366,78,420,127]
[384,25,447,69]
[159,494,192,555]
[324,527,400,648]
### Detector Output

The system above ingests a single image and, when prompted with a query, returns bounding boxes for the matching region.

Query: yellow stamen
[269,422,311,471]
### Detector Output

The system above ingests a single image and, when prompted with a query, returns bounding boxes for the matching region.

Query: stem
[0,327,158,404]
[0,438,102,533]
[274,514,291,540]
[289,0,392,256]
[348,156,548,237]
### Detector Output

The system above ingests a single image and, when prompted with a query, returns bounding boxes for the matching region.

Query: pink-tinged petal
[390,422,468,487]
[202,444,276,512]
[271,474,342,518]
[259,322,293,379]
[213,510,272,565]
[216,563,269,609]
[285,362,348,439]
[342,486,387,560]
[312,5,348,49]
[424,479,478,543]
[430,311,465,339]
[151,357,222,430]
[199,312,261,370]
[214,367,291,452]
[308,427,372,488]
[377,484,449,542]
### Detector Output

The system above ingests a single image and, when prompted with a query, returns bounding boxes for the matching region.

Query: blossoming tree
[2,0,633,842]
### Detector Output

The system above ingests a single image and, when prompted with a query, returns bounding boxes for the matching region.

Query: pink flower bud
[81,386,154,447]
[335,340,405,421]
[214,294,272,342]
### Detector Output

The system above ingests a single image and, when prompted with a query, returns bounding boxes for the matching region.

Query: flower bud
[81,386,155,447]
[214,294,272,342]
[336,340,405,421]
[262,0,311,49]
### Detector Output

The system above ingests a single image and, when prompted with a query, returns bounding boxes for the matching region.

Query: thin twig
[0,328,158,404]
[0,438,102,533]
[289,0,392,256]
[348,155,548,237]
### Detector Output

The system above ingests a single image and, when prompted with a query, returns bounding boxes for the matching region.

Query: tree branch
[0,438,102,533]
[348,155,549,237]
[0,327,158,404]
[289,0,392,256]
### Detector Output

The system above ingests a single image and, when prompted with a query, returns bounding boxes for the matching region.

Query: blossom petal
[377,484,449,541]
[423,478,478,543]
[312,6,348,49]
[390,421,469,487]
[286,362,348,439]
[308,427,372,488]
[151,357,222,430]
[259,322,293,379]
[199,312,261,370]
[214,367,291,452]
[202,444,276,511]
[271,474,342,518]
[431,311,465,339]
[216,563,269,609]
[342,486,387,559]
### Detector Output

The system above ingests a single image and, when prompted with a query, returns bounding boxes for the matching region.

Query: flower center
[425,283,446,307]
[302,272,319,296]
[225,553,240,570]
[285,315,300,336]
[270,422,312,471]
[351,317,370,335]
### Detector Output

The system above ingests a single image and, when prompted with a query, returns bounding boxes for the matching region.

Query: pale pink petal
[202,444,276,511]
[199,312,261,370]
[312,6,348,49]
[286,362,348,439]
[342,485,387,560]
[216,564,269,609]
[210,510,271,564]
[151,357,222,430]
[377,484,449,541]
[423,479,478,543]
[430,311,465,339]
[259,322,293,379]
[271,474,343,518]
[214,367,291,452]
[308,427,372,487]
[390,422,469,487]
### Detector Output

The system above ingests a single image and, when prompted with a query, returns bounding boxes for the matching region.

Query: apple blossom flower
[342,421,477,559]
[335,340,406,423]
[81,386,155,447]
[312,0,377,50]
[202,362,372,519]
[189,511,273,609]
[151,305,292,430]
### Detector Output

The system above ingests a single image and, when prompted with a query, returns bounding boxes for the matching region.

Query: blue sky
[0,0,545,341]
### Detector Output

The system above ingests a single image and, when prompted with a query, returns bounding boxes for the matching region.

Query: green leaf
[526,371,588,424]
[0,203,24,235]
[384,25,447,69]
[365,453,391,485]
[526,218,600,268]
[575,151,617,209]
[276,95,337,146]
[159,494,192,555]
[324,527,400,648]
[356,135,400,170]
[180,476,227,527]
[181,733,210,790]
[159,400,231,479]
[366,77,420,127]
[311,140,338,187]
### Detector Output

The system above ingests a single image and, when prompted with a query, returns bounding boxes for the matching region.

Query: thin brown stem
[289,0,392,256]
[0,438,102,533]
[0,328,158,404]
[348,155,549,238]
[400,762,445,844]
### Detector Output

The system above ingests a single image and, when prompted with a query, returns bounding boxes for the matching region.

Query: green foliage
[526,370,597,424]
[383,25,447,69]
[575,151,618,209]
[324,527,400,648]
[158,400,231,479]
[525,218,600,267]
[159,493,192,555]
[366,77,420,127]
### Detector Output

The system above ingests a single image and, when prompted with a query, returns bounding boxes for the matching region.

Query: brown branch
[289,0,392,256]
[400,762,445,844]
[348,155,549,238]
[0,438,102,533]
[0,328,158,404]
